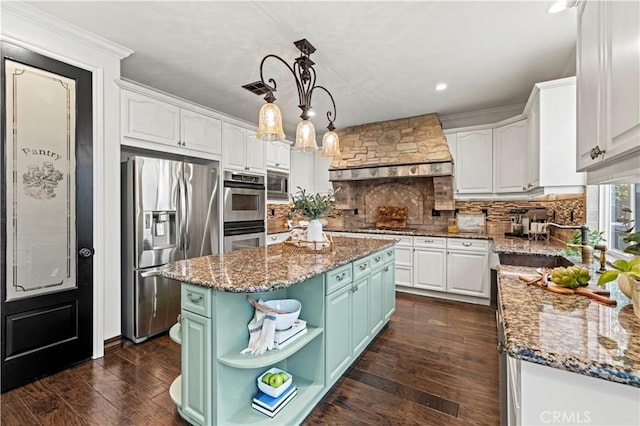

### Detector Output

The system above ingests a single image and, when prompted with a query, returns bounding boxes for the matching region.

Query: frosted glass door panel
[5,61,76,300]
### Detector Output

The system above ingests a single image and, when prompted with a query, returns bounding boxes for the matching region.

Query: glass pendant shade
[256,102,285,141]
[321,130,340,157]
[293,119,318,152]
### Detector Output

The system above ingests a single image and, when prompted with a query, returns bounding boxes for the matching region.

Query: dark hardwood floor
[1,293,499,425]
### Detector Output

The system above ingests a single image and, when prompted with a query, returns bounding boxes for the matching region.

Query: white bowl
[257,367,293,398]
[264,299,301,330]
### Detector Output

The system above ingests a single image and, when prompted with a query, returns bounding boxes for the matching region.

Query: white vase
[307,219,324,243]
[618,274,635,299]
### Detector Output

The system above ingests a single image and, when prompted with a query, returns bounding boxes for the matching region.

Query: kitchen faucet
[546,223,595,265]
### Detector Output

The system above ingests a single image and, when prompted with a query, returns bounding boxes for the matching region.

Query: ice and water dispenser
[142,210,177,249]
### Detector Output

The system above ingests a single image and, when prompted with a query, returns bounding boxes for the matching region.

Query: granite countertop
[499,264,640,387]
[160,236,395,293]
[268,225,494,240]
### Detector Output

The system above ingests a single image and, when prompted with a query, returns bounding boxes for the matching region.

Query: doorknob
[78,247,95,258]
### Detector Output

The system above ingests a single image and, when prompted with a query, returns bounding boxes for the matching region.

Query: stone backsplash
[268,192,586,242]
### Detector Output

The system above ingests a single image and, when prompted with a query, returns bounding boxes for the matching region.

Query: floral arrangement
[290,187,339,220]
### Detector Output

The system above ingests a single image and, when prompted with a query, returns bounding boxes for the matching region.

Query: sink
[498,253,574,268]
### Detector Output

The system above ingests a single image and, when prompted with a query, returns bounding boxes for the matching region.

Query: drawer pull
[374,255,382,262]
[462,242,472,247]
[187,293,203,304]
[424,239,434,243]
[358,264,367,271]
[387,250,393,256]
[270,236,277,241]
[336,272,347,281]
[384,267,389,272]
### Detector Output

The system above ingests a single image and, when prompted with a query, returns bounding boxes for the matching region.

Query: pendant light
[294,119,318,152]
[242,38,340,155]
[256,102,285,141]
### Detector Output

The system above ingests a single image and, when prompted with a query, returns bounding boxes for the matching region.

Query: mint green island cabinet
[162,237,396,425]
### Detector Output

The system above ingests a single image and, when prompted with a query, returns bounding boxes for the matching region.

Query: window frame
[599,184,636,261]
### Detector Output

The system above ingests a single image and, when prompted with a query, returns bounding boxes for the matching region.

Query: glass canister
[447,218,459,234]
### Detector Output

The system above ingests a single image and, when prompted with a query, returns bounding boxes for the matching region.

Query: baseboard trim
[103,336,122,352]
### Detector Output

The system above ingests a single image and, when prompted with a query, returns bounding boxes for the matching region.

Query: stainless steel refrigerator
[121,156,219,343]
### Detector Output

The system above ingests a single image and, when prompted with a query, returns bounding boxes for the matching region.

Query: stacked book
[252,382,297,417]
[273,319,307,349]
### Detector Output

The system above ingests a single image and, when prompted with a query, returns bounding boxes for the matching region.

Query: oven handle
[224,180,265,190]
[224,227,265,237]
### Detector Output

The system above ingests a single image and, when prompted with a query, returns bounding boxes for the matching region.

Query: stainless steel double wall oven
[223,171,266,252]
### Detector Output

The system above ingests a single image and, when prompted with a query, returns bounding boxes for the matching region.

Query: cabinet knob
[527,183,533,188]
[177,141,182,146]
[270,236,277,241]
[589,145,606,160]
[359,264,367,271]
[522,186,527,191]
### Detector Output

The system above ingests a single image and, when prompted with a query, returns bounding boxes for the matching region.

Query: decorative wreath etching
[22,161,64,200]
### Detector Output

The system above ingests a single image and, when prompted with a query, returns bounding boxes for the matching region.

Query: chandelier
[242,38,340,156]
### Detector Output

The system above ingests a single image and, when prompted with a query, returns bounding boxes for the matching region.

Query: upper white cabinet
[121,88,222,157]
[122,90,180,146]
[493,120,527,193]
[289,150,333,195]
[222,123,266,174]
[266,141,291,172]
[576,0,640,182]
[180,109,222,156]
[314,152,333,195]
[527,78,585,193]
[453,129,493,194]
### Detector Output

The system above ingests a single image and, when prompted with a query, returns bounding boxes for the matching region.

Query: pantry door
[1,42,94,392]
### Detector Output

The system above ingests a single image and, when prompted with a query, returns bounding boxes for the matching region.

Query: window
[601,184,639,255]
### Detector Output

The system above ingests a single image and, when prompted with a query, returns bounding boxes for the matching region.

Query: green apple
[261,373,273,384]
[269,374,284,388]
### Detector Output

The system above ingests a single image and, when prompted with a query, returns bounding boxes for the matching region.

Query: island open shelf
[218,326,323,368]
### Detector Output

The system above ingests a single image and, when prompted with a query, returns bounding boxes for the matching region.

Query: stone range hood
[328,113,455,212]
[328,113,453,181]
[329,161,452,181]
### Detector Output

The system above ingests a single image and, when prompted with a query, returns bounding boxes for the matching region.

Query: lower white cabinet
[507,357,640,425]
[413,237,446,291]
[266,232,290,245]
[446,238,490,298]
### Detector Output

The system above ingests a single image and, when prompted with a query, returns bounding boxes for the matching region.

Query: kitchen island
[161,236,396,425]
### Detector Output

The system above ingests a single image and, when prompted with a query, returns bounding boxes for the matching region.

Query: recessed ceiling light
[436,83,447,91]
[548,0,567,14]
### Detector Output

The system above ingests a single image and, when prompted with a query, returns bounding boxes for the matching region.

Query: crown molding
[1,2,133,59]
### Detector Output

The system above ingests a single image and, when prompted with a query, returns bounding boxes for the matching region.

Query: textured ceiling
[26,1,577,138]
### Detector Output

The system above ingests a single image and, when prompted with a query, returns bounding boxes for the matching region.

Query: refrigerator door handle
[200,168,219,256]
[178,170,187,252]
[184,166,192,252]
[139,267,166,278]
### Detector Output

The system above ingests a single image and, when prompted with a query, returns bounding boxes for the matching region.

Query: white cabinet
[290,151,315,194]
[180,109,222,156]
[576,0,640,182]
[526,97,540,190]
[453,129,493,194]
[266,141,291,172]
[446,239,490,298]
[313,152,334,195]
[122,90,180,146]
[222,123,265,174]
[413,237,447,291]
[121,88,222,157]
[493,120,527,193]
[266,232,290,245]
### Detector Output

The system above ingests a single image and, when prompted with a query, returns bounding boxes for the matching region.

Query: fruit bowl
[257,368,293,398]
[264,299,301,330]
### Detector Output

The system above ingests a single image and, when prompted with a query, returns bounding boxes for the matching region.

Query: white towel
[241,300,277,355]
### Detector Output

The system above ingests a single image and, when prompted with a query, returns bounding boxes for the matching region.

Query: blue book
[252,383,297,411]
